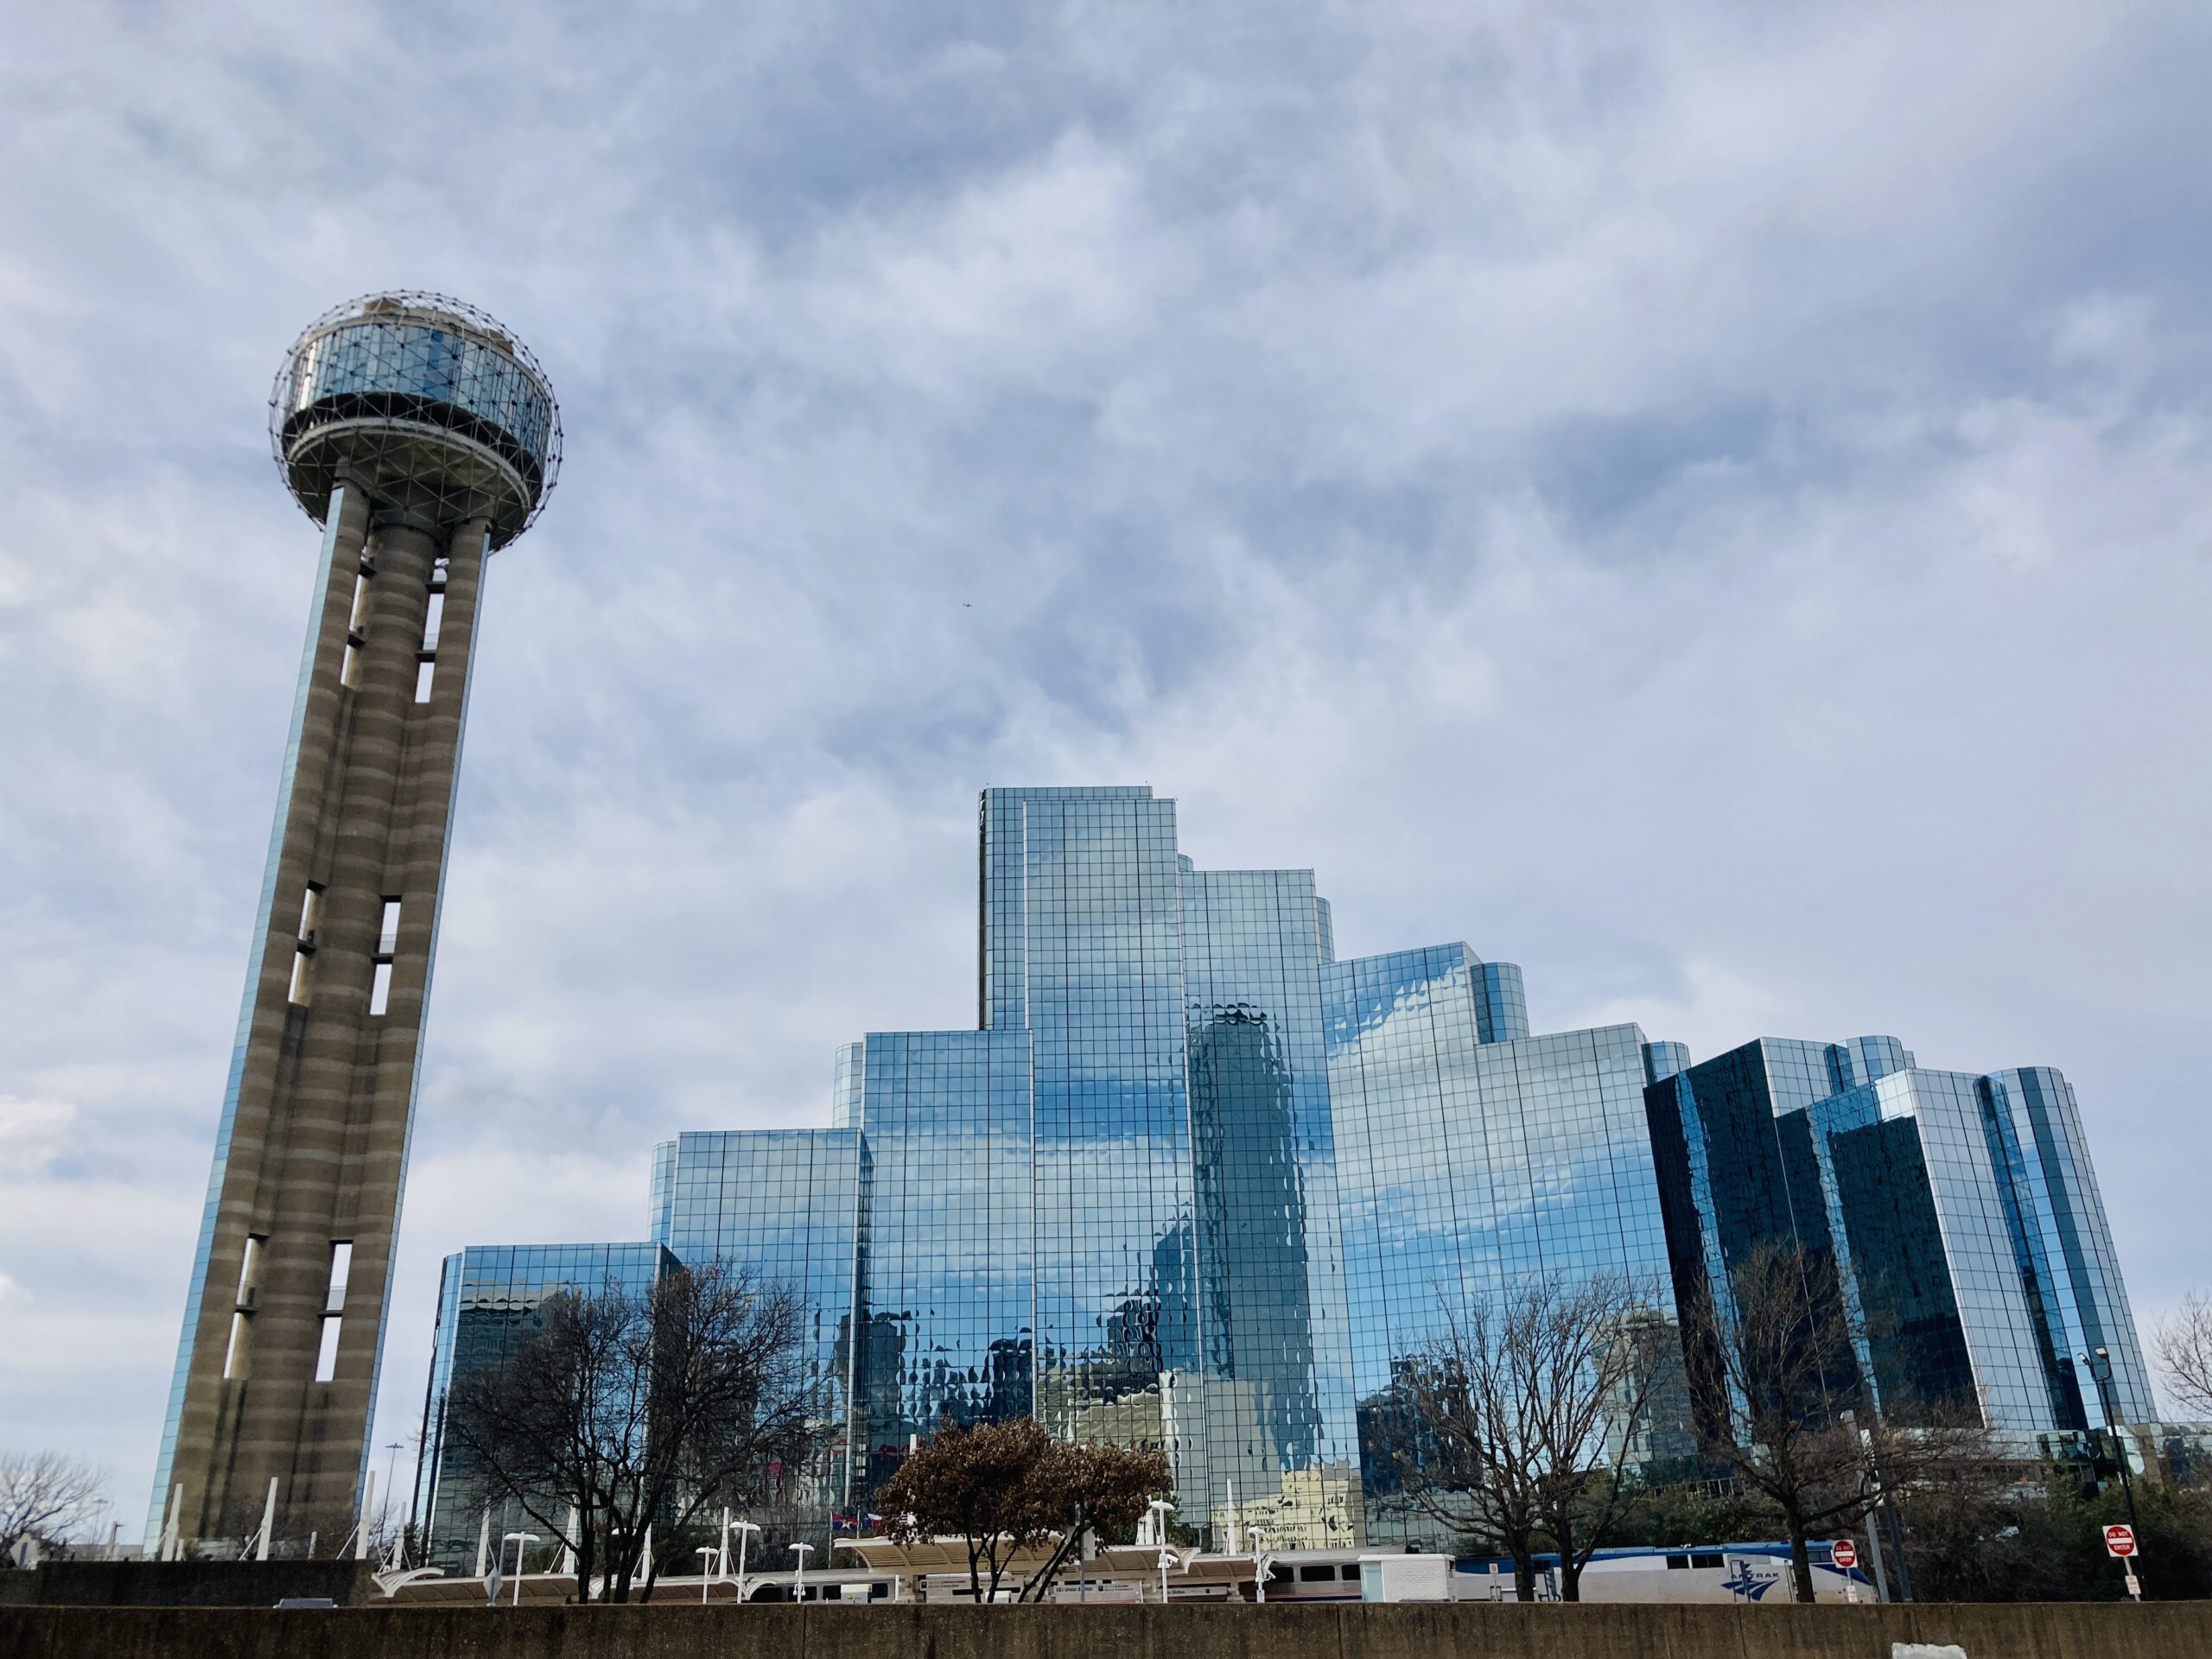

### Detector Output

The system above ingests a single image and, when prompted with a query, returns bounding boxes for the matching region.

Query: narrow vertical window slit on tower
[414,658,435,702]
[235,1235,264,1307]
[289,886,322,1005]
[340,571,372,688]
[370,961,394,1017]
[223,1312,251,1380]
[315,1242,352,1383]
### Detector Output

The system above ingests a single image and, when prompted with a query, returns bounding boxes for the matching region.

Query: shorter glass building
[839,1029,1036,1491]
[1325,945,1693,1543]
[412,1243,675,1569]
[1644,1038,2155,1440]
[650,1128,863,1513]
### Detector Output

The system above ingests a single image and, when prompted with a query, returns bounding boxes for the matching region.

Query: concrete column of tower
[149,295,558,1553]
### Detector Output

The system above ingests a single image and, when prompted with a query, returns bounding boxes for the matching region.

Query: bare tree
[1386,1274,1675,1601]
[1681,1239,1993,1603]
[0,1451,107,1566]
[446,1261,816,1603]
[2155,1289,2212,1419]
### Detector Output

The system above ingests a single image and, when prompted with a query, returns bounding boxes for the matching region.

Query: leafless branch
[2155,1289,2212,1419]
[1382,1274,1675,1600]
[1681,1239,1997,1603]
[0,1450,107,1564]
[445,1261,816,1602]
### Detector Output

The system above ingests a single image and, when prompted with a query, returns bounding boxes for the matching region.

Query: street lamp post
[381,1440,405,1566]
[2078,1347,2145,1594]
[697,1547,720,1600]
[1837,1408,1892,1603]
[728,1518,761,1601]
[1144,1498,1176,1544]
[500,1533,540,1606]
[1246,1527,1269,1603]
[1141,1498,1177,1604]
[790,1541,813,1601]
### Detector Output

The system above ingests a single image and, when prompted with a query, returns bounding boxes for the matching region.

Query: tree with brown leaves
[876,1418,1169,1603]
[445,1260,815,1603]
[878,1418,1052,1602]
[1014,1438,1171,1601]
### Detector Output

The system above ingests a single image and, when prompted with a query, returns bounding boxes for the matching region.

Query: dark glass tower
[1644,1038,2156,1437]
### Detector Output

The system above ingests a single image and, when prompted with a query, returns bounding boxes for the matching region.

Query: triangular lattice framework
[270,290,561,550]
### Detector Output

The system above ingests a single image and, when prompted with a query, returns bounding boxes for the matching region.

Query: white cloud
[0,1098,79,1172]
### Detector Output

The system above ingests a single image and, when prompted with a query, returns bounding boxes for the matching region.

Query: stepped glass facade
[413,786,2152,1565]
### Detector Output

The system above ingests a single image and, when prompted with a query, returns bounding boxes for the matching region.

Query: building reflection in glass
[1646,1039,2156,1445]
[1325,945,1690,1545]
[413,787,2155,1564]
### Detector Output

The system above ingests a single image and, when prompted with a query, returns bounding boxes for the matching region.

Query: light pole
[1144,1498,1176,1545]
[2078,1347,2145,1593]
[697,1547,720,1599]
[728,1518,761,1600]
[501,1533,540,1606]
[1837,1408,1891,1603]
[1141,1497,1176,1603]
[380,1441,405,1566]
[1247,1527,1272,1604]
[790,1541,813,1601]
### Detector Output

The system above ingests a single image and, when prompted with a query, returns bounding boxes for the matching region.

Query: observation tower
[148,294,560,1553]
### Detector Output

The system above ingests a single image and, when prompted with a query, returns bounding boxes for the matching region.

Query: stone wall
[3,1599,2208,1659]
[0,1559,375,1608]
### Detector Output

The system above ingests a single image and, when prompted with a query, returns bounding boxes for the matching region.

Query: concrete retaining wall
[2,1599,2207,1659]
[0,1560,376,1608]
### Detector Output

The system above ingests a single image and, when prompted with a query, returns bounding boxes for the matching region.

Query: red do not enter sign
[1830,1541,1858,1570]
[2105,1524,2138,1557]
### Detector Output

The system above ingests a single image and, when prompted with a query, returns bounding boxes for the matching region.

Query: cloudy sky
[5,0,2211,1537]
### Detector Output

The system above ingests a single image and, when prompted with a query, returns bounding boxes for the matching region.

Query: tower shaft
[151,482,491,1548]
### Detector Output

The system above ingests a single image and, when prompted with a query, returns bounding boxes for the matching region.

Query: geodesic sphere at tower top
[270,291,561,550]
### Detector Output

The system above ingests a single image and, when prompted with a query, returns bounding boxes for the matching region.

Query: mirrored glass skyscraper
[650,1128,864,1509]
[413,786,2155,1566]
[1644,1038,2154,1440]
[412,1243,673,1570]
[840,1029,1035,1489]
[1324,946,1690,1543]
